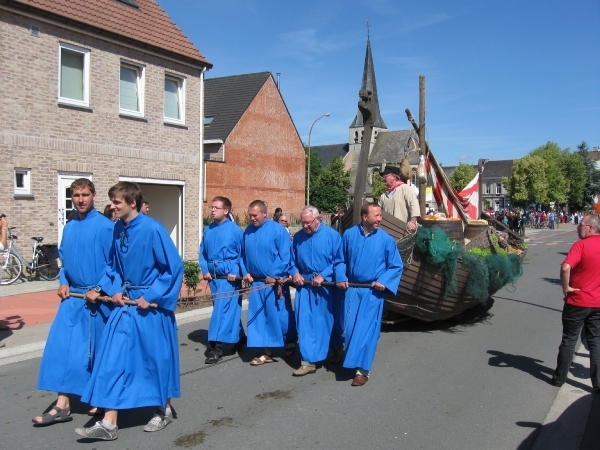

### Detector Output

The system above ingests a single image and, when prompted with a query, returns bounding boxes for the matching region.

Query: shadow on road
[487,350,593,392]
[541,277,561,286]
[515,395,598,450]
[493,296,563,313]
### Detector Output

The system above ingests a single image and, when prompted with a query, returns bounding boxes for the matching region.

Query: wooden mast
[418,75,427,216]
[352,89,375,225]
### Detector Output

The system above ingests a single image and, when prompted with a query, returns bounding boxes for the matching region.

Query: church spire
[350,36,387,129]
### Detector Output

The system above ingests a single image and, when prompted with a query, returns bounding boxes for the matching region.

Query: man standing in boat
[378,166,420,231]
[241,200,297,365]
[551,214,600,392]
[290,206,343,376]
[199,196,246,364]
[335,203,403,386]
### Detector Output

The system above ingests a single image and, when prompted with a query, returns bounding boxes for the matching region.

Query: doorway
[57,172,92,246]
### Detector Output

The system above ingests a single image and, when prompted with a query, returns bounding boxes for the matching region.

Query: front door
[57,173,92,245]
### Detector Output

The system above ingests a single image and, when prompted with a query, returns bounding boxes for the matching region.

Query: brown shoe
[293,365,316,376]
[351,373,368,386]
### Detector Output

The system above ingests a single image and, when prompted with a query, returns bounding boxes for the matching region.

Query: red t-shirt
[563,235,600,307]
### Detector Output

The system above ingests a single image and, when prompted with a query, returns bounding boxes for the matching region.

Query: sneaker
[293,364,317,376]
[74,421,118,441]
[143,412,173,432]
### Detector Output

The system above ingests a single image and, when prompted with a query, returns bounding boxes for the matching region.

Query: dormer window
[204,116,215,126]
[116,0,139,8]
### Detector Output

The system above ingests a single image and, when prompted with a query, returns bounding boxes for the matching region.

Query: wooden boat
[345,88,525,322]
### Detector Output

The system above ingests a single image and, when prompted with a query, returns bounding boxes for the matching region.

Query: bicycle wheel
[36,250,62,281]
[0,252,22,285]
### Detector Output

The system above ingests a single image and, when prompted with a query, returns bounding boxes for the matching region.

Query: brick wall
[0,10,204,260]
[204,78,306,221]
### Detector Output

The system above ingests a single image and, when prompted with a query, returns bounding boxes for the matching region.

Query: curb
[0,300,248,367]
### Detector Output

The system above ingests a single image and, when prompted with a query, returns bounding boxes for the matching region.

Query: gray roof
[483,160,514,178]
[310,143,349,166]
[349,39,387,130]
[441,165,476,178]
[368,129,419,166]
[204,72,272,141]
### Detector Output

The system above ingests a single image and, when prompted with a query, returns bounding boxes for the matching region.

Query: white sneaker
[75,421,118,440]
[143,412,173,432]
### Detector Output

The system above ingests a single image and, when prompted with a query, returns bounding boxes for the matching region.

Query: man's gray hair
[301,206,319,218]
[584,214,600,233]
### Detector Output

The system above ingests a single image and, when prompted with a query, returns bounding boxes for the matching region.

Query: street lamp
[307,113,330,205]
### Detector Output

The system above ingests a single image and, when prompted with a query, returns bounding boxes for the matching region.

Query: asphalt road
[0,227,581,449]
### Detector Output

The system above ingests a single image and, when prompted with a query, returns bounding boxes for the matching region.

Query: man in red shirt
[551,214,600,392]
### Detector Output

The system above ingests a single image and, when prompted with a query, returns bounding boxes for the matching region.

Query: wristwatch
[93,285,102,293]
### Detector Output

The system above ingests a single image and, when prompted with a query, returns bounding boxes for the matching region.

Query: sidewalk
[0,278,222,366]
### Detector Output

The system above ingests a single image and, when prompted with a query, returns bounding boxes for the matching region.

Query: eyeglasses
[210,206,224,210]
[301,218,317,226]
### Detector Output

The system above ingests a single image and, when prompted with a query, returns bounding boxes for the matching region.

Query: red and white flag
[428,158,479,220]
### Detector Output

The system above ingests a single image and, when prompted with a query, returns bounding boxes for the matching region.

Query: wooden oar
[69,292,158,308]
[216,275,373,289]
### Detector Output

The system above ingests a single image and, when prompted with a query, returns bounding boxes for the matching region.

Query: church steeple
[350,37,387,130]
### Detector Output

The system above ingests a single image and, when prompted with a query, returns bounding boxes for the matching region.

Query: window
[58,43,90,107]
[164,75,185,124]
[120,62,144,116]
[496,183,502,194]
[14,168,31,195]
[204,115,215,126]
[485,183,491,194]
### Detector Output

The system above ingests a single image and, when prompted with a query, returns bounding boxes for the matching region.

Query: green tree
[503,155,548,205]
[310,157,351,211]
[305,145,323,200]
[530,142,568,203]
[577,141,600,208]
[559,150,586,207]
[449,162,478,192]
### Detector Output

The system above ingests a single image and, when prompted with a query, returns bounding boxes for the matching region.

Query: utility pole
[418,75,427,216]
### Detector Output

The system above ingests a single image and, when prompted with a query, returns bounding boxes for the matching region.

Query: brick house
[203,72,305,220]
[0,0,212,260]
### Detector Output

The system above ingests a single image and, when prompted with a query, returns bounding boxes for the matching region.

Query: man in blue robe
[335,203,403,386]
[240,200,296,365]
[33,178,115,426]
[199,196,246,364]
[76,182,183,440]
[290,206,342,376]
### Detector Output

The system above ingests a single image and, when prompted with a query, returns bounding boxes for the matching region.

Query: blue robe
[334,224,403,371]
[199,219,245,344]
[81,213,183,409]
[290,224,342,363]
[38,209,115,396]
[240,219,296,348]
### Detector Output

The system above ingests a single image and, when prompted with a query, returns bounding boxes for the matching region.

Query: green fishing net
[412,225,523,302]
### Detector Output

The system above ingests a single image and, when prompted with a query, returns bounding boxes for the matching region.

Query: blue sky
[160,0,599,166]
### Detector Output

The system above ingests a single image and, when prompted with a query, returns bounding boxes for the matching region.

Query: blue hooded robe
[240,219,296,348]
[38,209,115,395]
[199,219,245,344]
[290,223,342,364]
[81,213,183,409]
[334,224,403,372]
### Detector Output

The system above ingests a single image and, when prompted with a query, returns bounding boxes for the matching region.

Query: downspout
[199,66,207,248]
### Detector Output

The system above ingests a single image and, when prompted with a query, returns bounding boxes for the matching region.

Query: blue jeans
[552,303,600,388]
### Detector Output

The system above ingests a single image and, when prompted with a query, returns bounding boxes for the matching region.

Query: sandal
[205,353,222,364]
[88,407,104,417]
[284,342,296,357]
[250,354,274,366]
[32,405,73,427]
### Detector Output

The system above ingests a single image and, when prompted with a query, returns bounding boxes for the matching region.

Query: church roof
[368,129,419,166]
[204,72,272,141]
[349,38,387,130]
[310,143,349,167]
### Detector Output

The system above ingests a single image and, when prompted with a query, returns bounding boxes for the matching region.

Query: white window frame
[164,74,185,125]
[119,61,145,118]
[58,42,90,107]
[485,183,491,194]
[14,168,31,195]
[496,183,502,194]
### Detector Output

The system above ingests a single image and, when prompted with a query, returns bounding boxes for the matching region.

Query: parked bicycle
[0,227,62,285]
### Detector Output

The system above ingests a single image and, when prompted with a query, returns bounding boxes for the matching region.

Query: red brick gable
[6,0,210,66]
[204,77,305,220]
